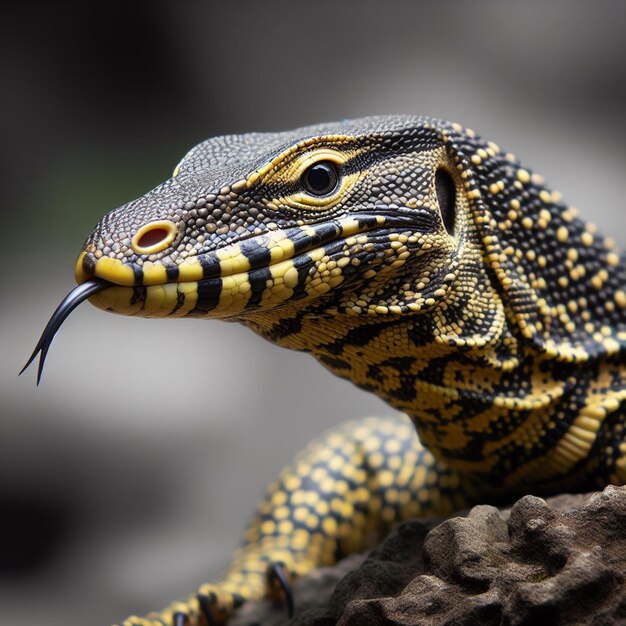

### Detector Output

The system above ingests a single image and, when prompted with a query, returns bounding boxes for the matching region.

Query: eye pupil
[302,161,339,196]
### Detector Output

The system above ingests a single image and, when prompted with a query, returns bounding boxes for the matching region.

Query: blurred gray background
[1,1,625,624]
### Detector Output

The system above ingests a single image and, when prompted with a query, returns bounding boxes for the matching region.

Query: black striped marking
[194,278,223,313]
[246,266,273,309]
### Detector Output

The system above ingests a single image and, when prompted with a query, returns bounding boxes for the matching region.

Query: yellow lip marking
[89,285,144,315]
[94,257,136,286]
[87,230,354,318]
[175,282,199,316]
[131,220,178,255]
[219,274,252,313]
[216,244,251,275]
[89,282,200,318]
[79,214,377,294]
[136,282,182,318]
[143,284,167,314]
[142,261,168,285]
[177,256,204,282]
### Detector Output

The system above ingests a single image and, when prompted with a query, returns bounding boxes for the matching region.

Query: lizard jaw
[22,208,434,382]
[72,213,414,320]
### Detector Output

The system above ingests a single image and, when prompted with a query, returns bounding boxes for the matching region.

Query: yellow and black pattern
[120,417,464,626]
[64,116,624,624]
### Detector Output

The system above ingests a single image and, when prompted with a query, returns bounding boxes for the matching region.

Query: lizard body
[28,116,626,624]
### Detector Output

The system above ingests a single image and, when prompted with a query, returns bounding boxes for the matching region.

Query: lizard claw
[267,561,294,618]
[173,612,188,626]
[196,593,218,626]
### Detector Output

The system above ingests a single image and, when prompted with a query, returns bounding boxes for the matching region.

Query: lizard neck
[241,301,626,491]
[238,121,626,491]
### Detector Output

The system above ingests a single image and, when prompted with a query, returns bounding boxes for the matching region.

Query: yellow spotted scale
[24,117,626,625]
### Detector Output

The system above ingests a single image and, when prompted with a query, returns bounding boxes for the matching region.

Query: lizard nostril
[138,228,168,247]
[131,220,177,254]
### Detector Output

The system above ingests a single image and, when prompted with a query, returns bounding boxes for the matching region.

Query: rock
[231,486,626,626]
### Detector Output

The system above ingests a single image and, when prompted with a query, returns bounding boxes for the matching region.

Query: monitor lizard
[22,116,626,625]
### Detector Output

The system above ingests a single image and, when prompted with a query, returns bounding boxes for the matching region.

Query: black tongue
[20,278,110,385]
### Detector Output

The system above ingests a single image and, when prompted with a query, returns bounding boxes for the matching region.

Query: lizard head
[74,117,471,324]
[24,114,625,485]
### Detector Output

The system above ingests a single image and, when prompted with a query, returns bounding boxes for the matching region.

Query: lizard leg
[119,415,468,625]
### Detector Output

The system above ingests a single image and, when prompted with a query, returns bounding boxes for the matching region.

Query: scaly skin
[69,116,624,625]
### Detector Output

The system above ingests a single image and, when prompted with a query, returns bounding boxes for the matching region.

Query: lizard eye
[435,168,456,235]
[302,161,340,196]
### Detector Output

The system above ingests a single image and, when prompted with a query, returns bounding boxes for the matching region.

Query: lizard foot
[119,584,244,626]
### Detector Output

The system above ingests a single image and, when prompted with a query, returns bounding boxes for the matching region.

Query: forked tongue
[20,278,110,385]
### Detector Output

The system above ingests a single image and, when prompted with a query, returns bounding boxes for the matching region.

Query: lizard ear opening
[435,168,456,236]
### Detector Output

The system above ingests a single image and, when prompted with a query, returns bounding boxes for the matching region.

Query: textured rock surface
[231,486,626,626]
